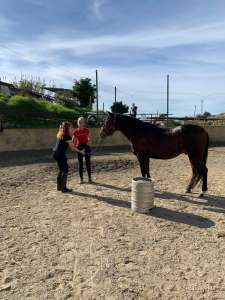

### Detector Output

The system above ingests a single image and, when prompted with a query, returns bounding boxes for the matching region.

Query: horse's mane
[116,114,166,134]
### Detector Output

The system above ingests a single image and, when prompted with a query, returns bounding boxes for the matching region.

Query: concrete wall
[202,126,225,146]
[0,126,225,152]
[0,128,130,152]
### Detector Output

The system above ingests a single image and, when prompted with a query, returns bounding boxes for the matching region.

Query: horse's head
[100,112,116,139]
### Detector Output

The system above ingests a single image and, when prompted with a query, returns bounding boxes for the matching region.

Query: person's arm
[67,141,85,154]
[72,134,78,145]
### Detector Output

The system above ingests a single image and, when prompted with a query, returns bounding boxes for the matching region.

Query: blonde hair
[77,117,85,125]
[57,121,71,139]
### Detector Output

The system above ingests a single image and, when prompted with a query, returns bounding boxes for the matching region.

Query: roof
[0,81,16,89]
[44,87,72,93]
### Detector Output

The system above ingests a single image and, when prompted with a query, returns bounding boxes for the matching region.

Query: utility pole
[114,86,117,113]
[194,104,196,117]
[114,86,117,103]
[95,69,99,118]
[102,102,104,112]
[201,99,204,115]
[166,74,169,127]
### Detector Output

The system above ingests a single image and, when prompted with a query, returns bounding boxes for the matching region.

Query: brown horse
[100,112,209,196]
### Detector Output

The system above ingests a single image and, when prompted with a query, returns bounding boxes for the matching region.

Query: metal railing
[1,111,225,130]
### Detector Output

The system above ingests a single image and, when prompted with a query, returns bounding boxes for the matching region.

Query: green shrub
[0,95,86,128]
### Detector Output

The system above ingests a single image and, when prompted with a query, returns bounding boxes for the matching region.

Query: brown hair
[57,121,72,139]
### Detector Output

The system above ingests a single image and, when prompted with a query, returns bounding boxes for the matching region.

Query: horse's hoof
[198,192,205,198]
[185,189,191,194]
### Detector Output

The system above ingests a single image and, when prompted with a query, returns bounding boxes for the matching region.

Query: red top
[73,127,89,146]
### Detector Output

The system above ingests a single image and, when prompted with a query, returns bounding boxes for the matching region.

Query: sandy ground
[0,147,225,300]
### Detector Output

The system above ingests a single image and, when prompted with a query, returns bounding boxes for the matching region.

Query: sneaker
[79,179,84,184]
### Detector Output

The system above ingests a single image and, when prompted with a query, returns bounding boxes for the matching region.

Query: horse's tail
[203,132,209,165]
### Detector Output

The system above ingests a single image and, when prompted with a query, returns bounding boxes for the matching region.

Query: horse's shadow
[155,191,225,214]
[93,182,225,214]
[70,190,215,229]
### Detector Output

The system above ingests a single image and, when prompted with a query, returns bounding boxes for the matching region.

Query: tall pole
[96,69,99,117]
[201,99,204,115]
[114,86,117,103]
[167,74,169,127]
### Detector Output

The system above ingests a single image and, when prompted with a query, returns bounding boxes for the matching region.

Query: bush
[111,101,129,114]
[0,95,86,128]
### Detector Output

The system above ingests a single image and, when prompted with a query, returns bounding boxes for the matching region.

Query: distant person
[53,122,84,193]
[73,117,92,184]
[130,103,138,118]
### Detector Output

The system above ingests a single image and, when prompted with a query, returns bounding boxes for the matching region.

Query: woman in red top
[73,117,92,184]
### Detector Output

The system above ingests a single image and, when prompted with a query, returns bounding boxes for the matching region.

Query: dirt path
[1,148,225,299]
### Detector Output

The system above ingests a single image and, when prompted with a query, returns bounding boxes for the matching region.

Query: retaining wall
[0,128,130,152]
[0,126,225,152]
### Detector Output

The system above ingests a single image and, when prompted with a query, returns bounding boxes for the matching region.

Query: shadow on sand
[92,182,131,192]
[155,191,225,214]
[0,146,130,168]
[70,190,215,229]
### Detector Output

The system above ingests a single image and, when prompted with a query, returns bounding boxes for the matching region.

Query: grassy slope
[0,93,87,128]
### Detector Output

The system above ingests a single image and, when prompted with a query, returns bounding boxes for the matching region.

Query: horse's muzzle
[99,128,106,139]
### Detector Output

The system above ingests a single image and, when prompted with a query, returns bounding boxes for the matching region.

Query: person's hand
[80,150,85,155]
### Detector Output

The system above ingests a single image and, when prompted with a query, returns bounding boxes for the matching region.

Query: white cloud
[2,20,225,63]
[92,0,107,20]
[38,21,225,53]
[1,20,225,115]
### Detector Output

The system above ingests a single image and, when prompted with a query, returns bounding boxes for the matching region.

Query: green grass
[0,93,87,128]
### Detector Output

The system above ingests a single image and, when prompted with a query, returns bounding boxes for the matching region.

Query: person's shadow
[70,189,215,229]
[92,182,131,192]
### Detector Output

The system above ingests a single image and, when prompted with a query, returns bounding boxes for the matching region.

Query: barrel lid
[132,177,154,182]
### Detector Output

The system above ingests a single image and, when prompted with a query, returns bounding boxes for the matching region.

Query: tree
[13,75,46,94]
[202,111,211,118]
[196,111,211,119]
[72,78,96,108]
[111,101,129,114]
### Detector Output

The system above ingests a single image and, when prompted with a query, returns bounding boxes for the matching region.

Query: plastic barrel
[131,177,154,213]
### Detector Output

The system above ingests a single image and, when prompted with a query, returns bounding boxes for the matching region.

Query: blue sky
[1,0,225,115]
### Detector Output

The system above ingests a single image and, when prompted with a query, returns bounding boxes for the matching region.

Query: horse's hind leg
[202,166,208,192]
[186,164,199,193]
[199,165,208,197]
[187,156,207,195]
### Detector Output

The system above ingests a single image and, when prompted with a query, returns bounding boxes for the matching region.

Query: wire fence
[1,111,225,130]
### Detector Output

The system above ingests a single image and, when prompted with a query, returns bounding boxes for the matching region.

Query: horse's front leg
[137,154,146,177]
[145,157,151,178]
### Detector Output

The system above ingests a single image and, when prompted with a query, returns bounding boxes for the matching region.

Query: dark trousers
[77,144,91,178]
[53,153,69,189]
[53,153,69,174]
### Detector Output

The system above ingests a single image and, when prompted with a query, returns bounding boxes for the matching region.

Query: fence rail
[1,111,225,130]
